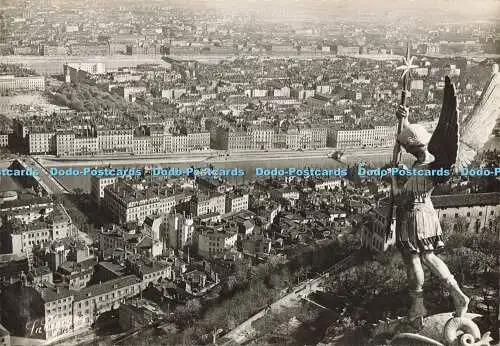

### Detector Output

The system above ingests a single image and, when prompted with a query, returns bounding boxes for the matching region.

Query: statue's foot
[445,276,470,317]
[452,294,470,317]
[408,316,424,331]
[396,315,425,334]
[409,290,427,320]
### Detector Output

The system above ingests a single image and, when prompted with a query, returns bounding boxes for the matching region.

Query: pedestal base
[387,313,493,346]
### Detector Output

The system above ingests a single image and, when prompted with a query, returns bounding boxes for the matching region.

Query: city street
[221,255,357,345]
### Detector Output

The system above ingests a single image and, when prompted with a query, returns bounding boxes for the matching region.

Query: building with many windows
[102,181,180,223]
[197,224,238,257]
[99,224,158,258]
[167,213,195,249]
[125,257,172,285]
[0,75,45,91]
[1,204,74,264]
[90,176,118,205]
[96,128,134,154]
[0,134,8,148]
[248,125,274,150]
[55,133,75,156]
[433,192,499,233]
[28,131,56,154]
[187,132,210,150]
[170,135,189,153]
[331,125,396,149]
[360,204,396,253]
[133,135,152,156]
[71,275,142,332]
[213,127,251,151]
[0,274,143,342]
[190,193,226,217]
[225,192,249,213]
[74,135,99,156]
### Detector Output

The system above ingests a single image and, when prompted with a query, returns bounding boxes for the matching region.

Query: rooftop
[39,285,72,303]
[0,195,53,211]
[431,192,499,209]
[74,274,141,301]
[58,258,97,275]
[127,257,169,274]
[7,204,71,235]
[105,180,183,204]
[0,253,28,263]
[97,261,126,275]
[30,266,52,277]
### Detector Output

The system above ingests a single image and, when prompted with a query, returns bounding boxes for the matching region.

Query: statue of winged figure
[380,63,499,345]
[391,75,474,328]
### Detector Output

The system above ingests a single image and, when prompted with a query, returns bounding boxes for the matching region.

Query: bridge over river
[13,157,70,195]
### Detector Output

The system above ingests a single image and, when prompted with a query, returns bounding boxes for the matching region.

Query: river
[50,150,414,193]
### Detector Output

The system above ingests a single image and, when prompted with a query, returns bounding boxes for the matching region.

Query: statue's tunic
[395,161,445,253]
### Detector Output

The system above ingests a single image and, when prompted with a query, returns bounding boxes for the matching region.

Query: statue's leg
[402,251,415,288]
[421,252,470,317]
[408,253,425,292]
[407,253,427,323]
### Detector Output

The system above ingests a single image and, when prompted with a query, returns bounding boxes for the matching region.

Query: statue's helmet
[397,123,432,151]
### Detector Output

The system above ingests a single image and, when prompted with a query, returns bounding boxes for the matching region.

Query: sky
[168,0,500,20]
[9,0,500,21]
[194,0,500,22]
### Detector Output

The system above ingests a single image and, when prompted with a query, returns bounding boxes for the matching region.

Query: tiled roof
[136,236,152,249]
[431,193,499,209]
[58,258,97,274]
[74,275,141,301]
[0,196,52,211]
[0,253,28,263]
[30,266,52,277]
[97,261,125,275]
[39,285,72,302]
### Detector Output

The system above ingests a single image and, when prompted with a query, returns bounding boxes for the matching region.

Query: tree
[225,275,239,292]
[447,247,488,285]
[295,266,305,284]
[185,299,202,317]
[53,93,70,106]
[444,229,468,249]
[175,299,202,325]
[70,99,84,111]
[441,215,469,235]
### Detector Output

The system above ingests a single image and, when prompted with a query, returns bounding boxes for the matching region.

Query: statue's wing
[428,76,459,183]
[458,69,500,166]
